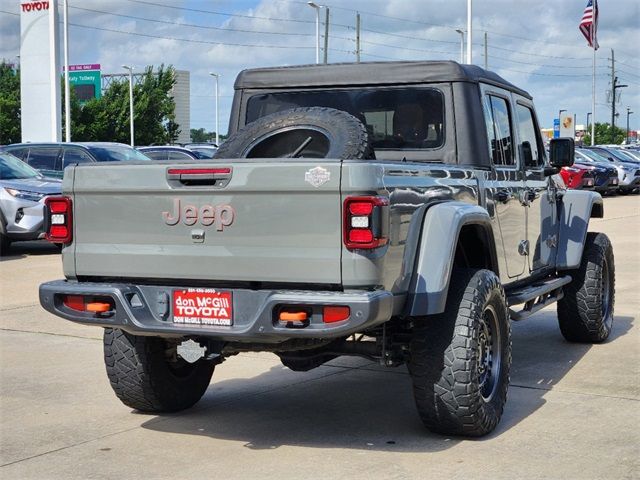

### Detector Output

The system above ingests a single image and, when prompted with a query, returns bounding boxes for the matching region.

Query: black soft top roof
[234,60,531,99]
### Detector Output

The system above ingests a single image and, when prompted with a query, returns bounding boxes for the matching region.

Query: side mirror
[549,137,575,168]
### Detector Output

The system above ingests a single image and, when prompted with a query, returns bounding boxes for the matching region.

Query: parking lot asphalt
[1,195,639,480]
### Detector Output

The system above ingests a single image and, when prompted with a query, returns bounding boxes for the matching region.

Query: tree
[190,127,215,143]
[69,64,178,144]
[189,127,227,144]
[0,62,21,144]
[583,122,626,146]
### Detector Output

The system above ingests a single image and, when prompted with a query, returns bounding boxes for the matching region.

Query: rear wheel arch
[407,202,499,316]
[454,223,500,274]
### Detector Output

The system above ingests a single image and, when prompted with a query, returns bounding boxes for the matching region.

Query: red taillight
[62,295,114,314]
[348,229,373,243]
[348,201,374,215]
[45,196,72,244]
[167,168,231,175]
[323,306,350,323]
[343,196,389,250]
[63,295,85,311]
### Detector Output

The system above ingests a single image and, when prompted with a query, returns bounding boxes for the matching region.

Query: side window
[62,148,93,168]
[26,147,60,171]
[516,104,543,167]
[143,151,168,161]
[483,95,514,166]
[167,151,192,161]
[6,147,28,160]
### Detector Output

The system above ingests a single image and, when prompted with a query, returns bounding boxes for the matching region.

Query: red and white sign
[173,289,233,326]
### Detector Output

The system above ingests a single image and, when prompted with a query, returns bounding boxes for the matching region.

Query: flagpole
[591,45,596,146]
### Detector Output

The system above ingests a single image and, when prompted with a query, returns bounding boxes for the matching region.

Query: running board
[506,275,572,321]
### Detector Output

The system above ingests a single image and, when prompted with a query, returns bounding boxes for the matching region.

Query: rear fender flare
[556,190,604,270]
[406,202,497,316]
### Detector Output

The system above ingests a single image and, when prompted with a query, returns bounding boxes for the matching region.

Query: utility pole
[609,50,628,143]
[610,49,615,142]
[323,7,330,64]
[355,13,361,63]
[483,31,488,70]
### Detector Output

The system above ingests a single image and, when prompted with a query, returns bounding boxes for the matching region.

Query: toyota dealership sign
[20,0,61,142]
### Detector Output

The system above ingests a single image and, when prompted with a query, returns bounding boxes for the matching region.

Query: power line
[66,22,315,49]
[360,39,456,57]
[122,0,314,25]
[277,0,460,31]
[617,68,640,79]
[494,67,608,78]
[615,59,640,69]
[69,5,312,37]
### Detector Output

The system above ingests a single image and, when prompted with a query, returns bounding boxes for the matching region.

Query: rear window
[26,147,60,170]
[246,88,445,150]
[141,150,168,161]
[87,145,151,162]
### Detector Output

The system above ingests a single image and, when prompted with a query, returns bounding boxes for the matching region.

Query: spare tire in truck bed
[214,107,375,160]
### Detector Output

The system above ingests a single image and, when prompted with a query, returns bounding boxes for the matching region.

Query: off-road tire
[409,269,511,437]
[557,232,615,343]
[0,234,10,256]
[214,107,374,160]
[103,328,215,413]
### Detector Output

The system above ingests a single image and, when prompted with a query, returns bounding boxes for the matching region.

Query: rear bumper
[619,175,640,189]
[39,280,394,343]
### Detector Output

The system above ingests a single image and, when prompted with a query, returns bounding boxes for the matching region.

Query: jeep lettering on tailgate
[163,198,235,230]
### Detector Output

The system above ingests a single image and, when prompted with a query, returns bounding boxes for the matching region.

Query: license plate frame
[172,289,233,326]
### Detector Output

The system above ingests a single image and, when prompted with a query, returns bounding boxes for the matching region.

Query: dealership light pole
[209,72,220,146]
[63,0,71,142]
[559,109,566,123]
[626,107,633,144]
[122,65,135,147]
[307,2,321,64]
[455,29,464,63]
[586,112,592,130]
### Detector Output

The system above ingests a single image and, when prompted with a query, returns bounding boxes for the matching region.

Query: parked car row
[0,141,221,254]
[559,145,640,195]
[1,142,151,178]
[136,144,218,160]
[0,152,62,253]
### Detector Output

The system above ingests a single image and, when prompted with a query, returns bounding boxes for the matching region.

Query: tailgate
[70,160,342,284]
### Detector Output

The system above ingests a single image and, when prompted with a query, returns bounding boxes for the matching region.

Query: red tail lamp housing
[323,306,350,323]
[45,196,73,243]
[343,196,389,250]
[62,295,114,314]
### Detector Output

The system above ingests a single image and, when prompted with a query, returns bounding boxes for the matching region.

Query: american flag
[579,0,599,50]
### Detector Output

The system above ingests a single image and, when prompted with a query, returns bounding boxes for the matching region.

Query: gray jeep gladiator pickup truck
[40,61,615,437]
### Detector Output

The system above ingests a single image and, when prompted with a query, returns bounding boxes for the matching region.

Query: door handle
[519,189,537,206]
[496,190,510,203]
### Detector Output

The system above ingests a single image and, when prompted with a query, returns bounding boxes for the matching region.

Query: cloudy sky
[1,0,638,134]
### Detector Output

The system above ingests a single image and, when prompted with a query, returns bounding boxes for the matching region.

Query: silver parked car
[0,152,62,254]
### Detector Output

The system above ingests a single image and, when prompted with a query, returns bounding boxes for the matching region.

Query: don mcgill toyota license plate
[173,289,233,326]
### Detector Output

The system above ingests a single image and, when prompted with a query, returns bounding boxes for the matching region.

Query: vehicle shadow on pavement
[0,241,60,261]
[140,311,633,451]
